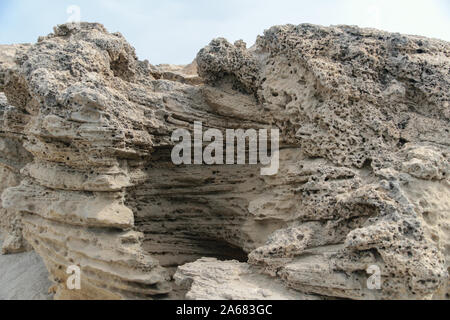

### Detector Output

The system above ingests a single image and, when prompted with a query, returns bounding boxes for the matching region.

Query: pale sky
[0,0,449,65]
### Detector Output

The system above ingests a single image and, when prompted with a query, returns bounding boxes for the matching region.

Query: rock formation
[0,22,448,300]
[0,44,33,254]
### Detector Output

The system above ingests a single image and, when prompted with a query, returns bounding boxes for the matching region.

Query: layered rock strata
[0,23,449,300]
[0,44,34,254]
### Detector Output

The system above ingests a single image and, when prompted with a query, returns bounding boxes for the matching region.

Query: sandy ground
[0,236,53,300]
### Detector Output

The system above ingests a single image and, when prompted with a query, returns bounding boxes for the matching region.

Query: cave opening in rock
[125,149,262,270]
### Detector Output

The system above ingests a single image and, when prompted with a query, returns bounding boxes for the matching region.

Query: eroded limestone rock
[174,258,320,300]
[0,70,33,253]
[0,22,448,300]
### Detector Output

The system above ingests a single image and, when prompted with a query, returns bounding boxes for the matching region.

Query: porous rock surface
[0,22,448,300]
[174,258,319,300]
[0,44,33,254]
